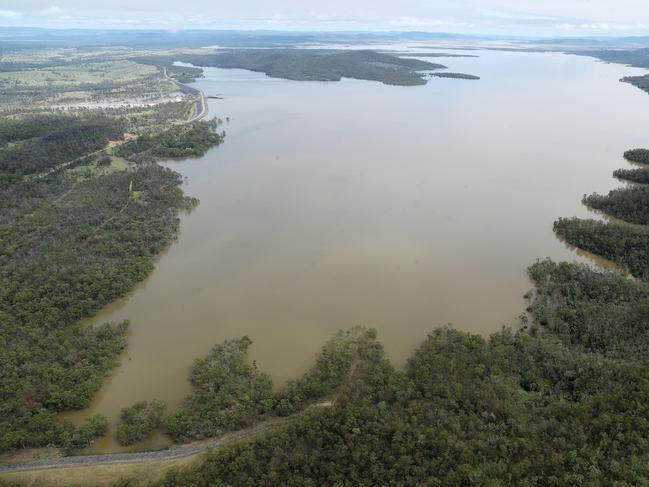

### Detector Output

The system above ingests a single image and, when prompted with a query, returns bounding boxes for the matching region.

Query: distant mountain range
[2,26,649,50]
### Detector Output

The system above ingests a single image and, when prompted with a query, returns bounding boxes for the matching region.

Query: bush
[163,337,274,443]
[115,400,166,446]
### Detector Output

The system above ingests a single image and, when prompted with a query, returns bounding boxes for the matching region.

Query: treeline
[621,75,649,95]
[148,259,649,485]
[0,111,224,453]
[614,167,649,184]
[554,217,649,279]
[273,328,358,416]
[576,48,649,95]
[553,145,649,280]
[163,329,363,444]
[0,113,98,144]
[115,119,224,164]
[583,186,649,225]
[0,164,193,452]
[528,259,649,357]
[584,48,649,69]
[164,337,274,443]
[624,148,649,164]
[140,49,446,86]
[104,330,361,447]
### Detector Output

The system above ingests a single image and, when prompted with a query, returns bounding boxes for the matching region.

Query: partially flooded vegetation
[4,31,649,486]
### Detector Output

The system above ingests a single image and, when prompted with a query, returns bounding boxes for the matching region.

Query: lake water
[66,46,649,452]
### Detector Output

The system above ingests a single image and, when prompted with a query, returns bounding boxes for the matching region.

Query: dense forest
[0,113,224,453]
[614,167,649,184]
[554,217,649,279]
[163,330,363,443]
[0,113,123,181]
[583,185,649,225]
[140,49,449,86]
[624,148,649,164]
[163,337,275,443]
[115,119,224,164]
[585,47,649,69]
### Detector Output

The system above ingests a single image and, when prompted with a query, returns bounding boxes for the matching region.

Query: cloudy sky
[1,0,649,36]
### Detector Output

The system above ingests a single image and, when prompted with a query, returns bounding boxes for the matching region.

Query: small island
[428,72,481,80]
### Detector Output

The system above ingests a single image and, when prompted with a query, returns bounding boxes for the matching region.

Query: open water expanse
[65,45,649,452]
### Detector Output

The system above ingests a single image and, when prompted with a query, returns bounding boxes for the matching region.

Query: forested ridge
[0,113,224,453]
[138,49,448,86]
[580,49,649,95]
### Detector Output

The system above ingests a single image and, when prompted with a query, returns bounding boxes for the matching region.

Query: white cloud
[480,9,560,21]
[2,1,649,36]
[555,23,576,31]
[578,22,648,31]
[0,9,21,19]
[34,5,64,17]
[386,16,475,29]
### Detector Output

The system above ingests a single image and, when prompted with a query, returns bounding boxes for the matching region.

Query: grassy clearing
[0,59,177,113]
[0,61,158,89]
[0,454,205,487]
[66,156,130,181]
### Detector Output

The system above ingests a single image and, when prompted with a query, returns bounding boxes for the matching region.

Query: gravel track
[0,422,275,473]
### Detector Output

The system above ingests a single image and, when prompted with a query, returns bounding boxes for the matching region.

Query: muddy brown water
[63,46,649,452]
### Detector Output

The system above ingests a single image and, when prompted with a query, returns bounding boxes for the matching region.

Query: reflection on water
[64,46,649,452]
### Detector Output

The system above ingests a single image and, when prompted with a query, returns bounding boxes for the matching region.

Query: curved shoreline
[162,66,208,124]
[0,422,274,473]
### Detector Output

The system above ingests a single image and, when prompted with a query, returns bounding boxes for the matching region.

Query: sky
[1,0,649,36]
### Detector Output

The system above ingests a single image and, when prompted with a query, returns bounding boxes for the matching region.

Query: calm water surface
[67,47,649,451]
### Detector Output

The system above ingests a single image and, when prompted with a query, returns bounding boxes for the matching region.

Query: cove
[65,46,649,452]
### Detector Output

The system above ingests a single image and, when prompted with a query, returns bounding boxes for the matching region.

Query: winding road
[31,67,208,181]
[163,66,208,124]
[0,351,356,475]
[0,417,290,473]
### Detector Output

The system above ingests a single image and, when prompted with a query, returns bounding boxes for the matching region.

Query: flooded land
[66,47,649,451]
